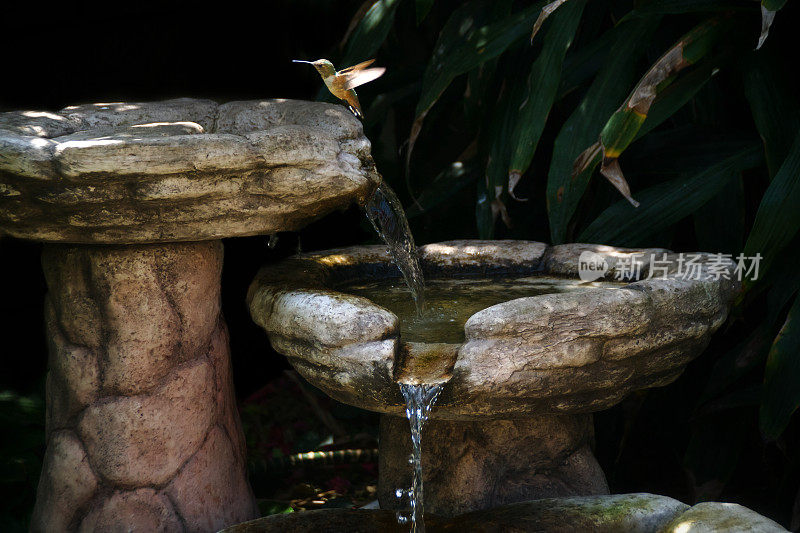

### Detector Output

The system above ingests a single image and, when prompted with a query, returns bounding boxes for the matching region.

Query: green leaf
[762,0,787,10]
[743,130,800,280]
[743,56,800,177]
[570,18,728,209]
[408,1,545,166]
[579,143,762,246]
[626,0,752,17]
[693,172,744,254]
[482,64,530,235]
[700,240,800,404]
[507,0,586,186]
[317,0,402,102]
[341,0,403,65]
[546,16,659,243]
[637,62,717,140]
[406,157,477,218]
[414,1,544,118]
[557,27,616,99]
[684,408,750,501]
[476,178,495,239]
[415,0,434,24]
[760,295,800,439]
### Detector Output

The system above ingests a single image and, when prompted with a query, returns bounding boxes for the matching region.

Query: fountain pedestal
[0,98,380,531]
[379,414,608,516]
[248,241,739,517]
[35,241,254,531]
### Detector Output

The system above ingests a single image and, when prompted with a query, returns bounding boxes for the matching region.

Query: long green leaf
[318,0,402,103]
[557,28,616,99]
[415,0,434,24]
[700,238,800,404]
[408,1,545,166]
[407,153,477,218]
[743,130,800,280]
[693,172,744,254]
[342,0,403,65]
[579,143,761,246]
[546,16,658,243]
[507,0,586,194]
[482,66,530,236]
[414,1,544,118]
[743,56,800,177]
[760,294,800,439]
[572,18,728,208]
[637,62,718,140]
[626,0,751,17]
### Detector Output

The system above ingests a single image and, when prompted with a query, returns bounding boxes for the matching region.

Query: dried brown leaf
[600,158,640,208]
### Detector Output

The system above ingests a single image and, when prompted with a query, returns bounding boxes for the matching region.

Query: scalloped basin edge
[247,240,739,420]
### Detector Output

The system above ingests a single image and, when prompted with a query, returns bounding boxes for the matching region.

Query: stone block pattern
[32,241,256,532]
[378,414,609,517]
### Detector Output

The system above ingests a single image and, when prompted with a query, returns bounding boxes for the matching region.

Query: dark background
[0,0,376,398]
[2,1,800,530]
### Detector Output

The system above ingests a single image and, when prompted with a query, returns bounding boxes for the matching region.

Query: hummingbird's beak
[292,60,313,64]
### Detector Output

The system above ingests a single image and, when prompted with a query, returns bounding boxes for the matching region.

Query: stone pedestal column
[378,414,608,517]
[31,241,257,532]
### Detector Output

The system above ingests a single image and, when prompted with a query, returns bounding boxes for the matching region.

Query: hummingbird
[292,58,385,119]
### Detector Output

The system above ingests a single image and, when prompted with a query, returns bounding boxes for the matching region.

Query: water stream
[359,183,624,531]
[363,184,426,313]
[362,182,434,531]
[396,383,443,533]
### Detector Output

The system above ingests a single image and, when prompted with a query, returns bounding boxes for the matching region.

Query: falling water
[396,383,443,533]
[362,181,435,530]
[363,184,426,312]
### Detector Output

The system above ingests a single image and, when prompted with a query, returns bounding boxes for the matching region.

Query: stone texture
[379,414,608,517]
[30,430,98,533]
[33,241,255,532]
[78,357,216,486]
[167,425,257,532]
[0,98,379,243]
[222,493,690,532]
[248,241,739,419]
[248,240,739,515]
[660,502,787,532]
[78,488,182,533]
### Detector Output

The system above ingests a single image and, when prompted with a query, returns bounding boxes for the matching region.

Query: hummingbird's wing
[338,68,386,91]
[337,59,376,73]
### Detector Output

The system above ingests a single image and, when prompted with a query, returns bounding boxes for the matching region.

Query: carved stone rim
[0,98,378,243]
[247,240,740,418]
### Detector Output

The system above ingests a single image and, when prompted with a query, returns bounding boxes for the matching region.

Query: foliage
[320,0,800,518]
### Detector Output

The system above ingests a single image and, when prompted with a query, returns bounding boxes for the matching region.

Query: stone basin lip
[0,98,378,244]
[247,240,740,420]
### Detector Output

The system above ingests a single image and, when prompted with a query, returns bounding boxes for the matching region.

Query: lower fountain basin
[247,240,738,420]
[222,493,786,532]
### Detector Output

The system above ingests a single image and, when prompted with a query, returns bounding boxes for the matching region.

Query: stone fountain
[0,98,380,532]
[246,240,749,521]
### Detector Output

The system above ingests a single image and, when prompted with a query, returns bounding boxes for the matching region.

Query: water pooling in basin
[340,275,624,344]
[340,275,622,531]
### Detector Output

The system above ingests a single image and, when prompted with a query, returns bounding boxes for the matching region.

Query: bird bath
[247,240,739,521]
[0,98,381,532]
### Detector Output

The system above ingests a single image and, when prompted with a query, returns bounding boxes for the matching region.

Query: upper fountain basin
[247,241,739,420]
[0,98,378,243]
